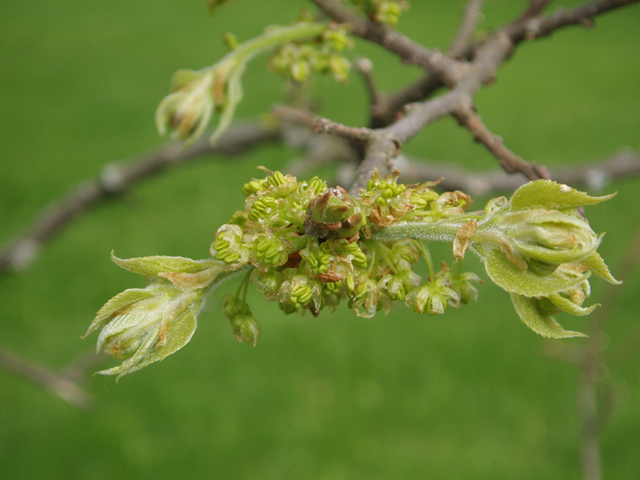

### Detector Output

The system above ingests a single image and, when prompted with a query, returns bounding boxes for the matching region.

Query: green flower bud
[328,55,350,82]
[279,274,322,311]
[291,59,311,82]
[230,314,261,346]
[446,269,483,305]
[361,170,414,226]
[251,268,283,298]
[322,28,353,52]
[252,234,290,271]
[242,179,267,197]
[377,274,406,301]
[222,293,251,319]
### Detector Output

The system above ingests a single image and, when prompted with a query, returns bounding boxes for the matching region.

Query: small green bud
[349,276,379,318]
[251,268,283,298]
[242,179,266,197]
[279,274,322,311]
[378,274,406,301]
[252,234,290,271]
[230,314,261,346]
[222,293,252,319]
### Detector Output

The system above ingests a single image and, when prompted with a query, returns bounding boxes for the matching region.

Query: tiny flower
[405,276,460,315]
[279,273,322,311]
[349,275,379,318]
[212,224,250,266]
[443,264,483,305]
[251,268,283,298]
[361,169,414,226]
[251,234,291,271]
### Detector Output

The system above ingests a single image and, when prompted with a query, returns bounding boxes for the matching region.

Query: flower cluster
[86,170,619,378]
[212,169,481,322]
[344,0,409,26]
[268,24,353,83]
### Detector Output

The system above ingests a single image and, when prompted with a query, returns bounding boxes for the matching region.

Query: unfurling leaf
[509,180,615,211]
[482,249,590,297]
[111,251,220,277]
[510,293,587,339]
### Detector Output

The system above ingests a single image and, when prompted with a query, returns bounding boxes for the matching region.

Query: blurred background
[1,1,639,479]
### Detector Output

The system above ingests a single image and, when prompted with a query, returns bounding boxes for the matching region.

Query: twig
[449,0,486,59]
[517,0,555,22]
[453,105,550,180]
[0,346,104,409]
[354,57,382,107]
[396,149,640,196]
[273,105,374,142]
[0,122,280,276]
[311,0,469,85]
[506,0,639,44]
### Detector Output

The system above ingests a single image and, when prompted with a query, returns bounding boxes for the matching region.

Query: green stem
[415,241,436,282]
[372,219,468,244]
[215,22,330,68]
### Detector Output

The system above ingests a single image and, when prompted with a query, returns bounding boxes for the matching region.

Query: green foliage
[86,171,618,377]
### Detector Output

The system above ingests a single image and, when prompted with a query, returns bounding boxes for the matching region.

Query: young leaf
[483,250,589,297]
[510,293,587,338]
[111,251,220,277]
[583,251,622,285]
[83,287,156,337]
[510,180,615,211]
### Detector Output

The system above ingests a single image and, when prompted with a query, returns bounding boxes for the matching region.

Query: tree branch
[311,0,469,85]
[396,149,640,196]
[448,0,486,59]
[505,0,639,44]
[0,346,105,409]
[0,122,280,276]
[453,104,550,180]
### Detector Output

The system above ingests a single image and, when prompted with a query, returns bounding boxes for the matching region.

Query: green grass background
[1,1,639,479]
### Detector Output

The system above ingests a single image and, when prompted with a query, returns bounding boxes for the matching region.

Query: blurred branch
[0,121,280,276]
[0,346,106,409]
[354,57,382,107]
[505,0,639,44]
[396,149,640,196]
[311,0,639,192]
[448,0,485,59]
[311,0,469,85]
[516,0,554,22]
[452,105,550,181]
